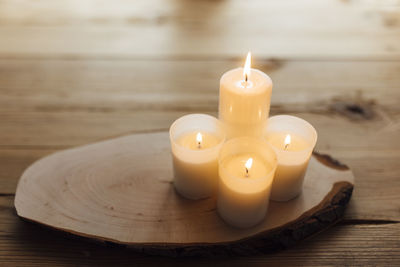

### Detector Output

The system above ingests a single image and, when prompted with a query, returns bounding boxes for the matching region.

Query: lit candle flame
[196,132,202,148]
[284,134,291,150]
[245,157,253,177]
[243,51,251,83]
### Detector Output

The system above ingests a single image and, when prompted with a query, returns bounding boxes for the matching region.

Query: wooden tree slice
[15,132,354,257]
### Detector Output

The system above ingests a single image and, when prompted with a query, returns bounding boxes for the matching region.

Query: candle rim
[173,130,224,152]
[220,67,273,94]
[218,137,277,185]
[265,115,318,154]
[265,132,315,154]
[169,113,226,154]
[220,155,276,182]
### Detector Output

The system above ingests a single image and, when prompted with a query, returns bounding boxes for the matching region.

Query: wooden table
[1,0,399,265]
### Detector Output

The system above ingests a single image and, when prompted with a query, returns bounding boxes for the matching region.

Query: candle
[217,137,277,228]
[219,52,273,139]
[169,114,225,200]
[265,115,318,202]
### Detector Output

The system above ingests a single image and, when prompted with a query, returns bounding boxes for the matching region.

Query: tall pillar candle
[219,52,273,139]
[217,137,277,228]
[265,115,318,202]
[169,114,226,200]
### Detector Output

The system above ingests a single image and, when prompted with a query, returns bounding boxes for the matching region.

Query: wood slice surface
[14,132,354,257]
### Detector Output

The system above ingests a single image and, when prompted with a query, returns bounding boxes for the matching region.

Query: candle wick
[244,73,248,83]
[284,143,289,150]
[245,168,249,177]
[197,142,201,149]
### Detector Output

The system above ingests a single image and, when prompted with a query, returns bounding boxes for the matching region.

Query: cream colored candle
[265,115,318,202]
[169,114,225,200]
[219,52,273,139]
[217,137,277,228]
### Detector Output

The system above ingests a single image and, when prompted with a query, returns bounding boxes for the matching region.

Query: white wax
[217,137,277,228]
[219,68,273,139]
[265,115,318,202]
[170,114,225,200]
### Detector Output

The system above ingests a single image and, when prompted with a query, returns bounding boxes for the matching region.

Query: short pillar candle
[265,115,318,202]
[217,137,277,228]
[169,114,226,200]
[218,52,273,139]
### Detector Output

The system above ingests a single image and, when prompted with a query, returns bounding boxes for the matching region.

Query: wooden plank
[0,59,399,146]
[0,111,398,151]
[0,0,398,264]
[0,149,55,195]
[0,0,399,59]
[330,150,400,221]
[0,110,180,146]
[1,196,399,265]
[1,59,400,113]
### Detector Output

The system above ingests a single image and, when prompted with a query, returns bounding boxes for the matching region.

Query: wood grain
[0,59,399,220]
[0,148,55,195]
[0,0,399,59]
[2,139,399,221]
[1,0,399,264]
[0,57,399,262]
[14,132,354,256]
[0,59,399,147]
[2,196,400,265]
[1,59,400,114]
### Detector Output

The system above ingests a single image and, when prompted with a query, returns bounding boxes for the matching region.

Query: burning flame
[196,132,202,148]
[243,51,251,82]
[245,157,253,176]
[284,134,291,150]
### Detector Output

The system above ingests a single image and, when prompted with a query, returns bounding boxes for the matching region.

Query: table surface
[0,0,399,266]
